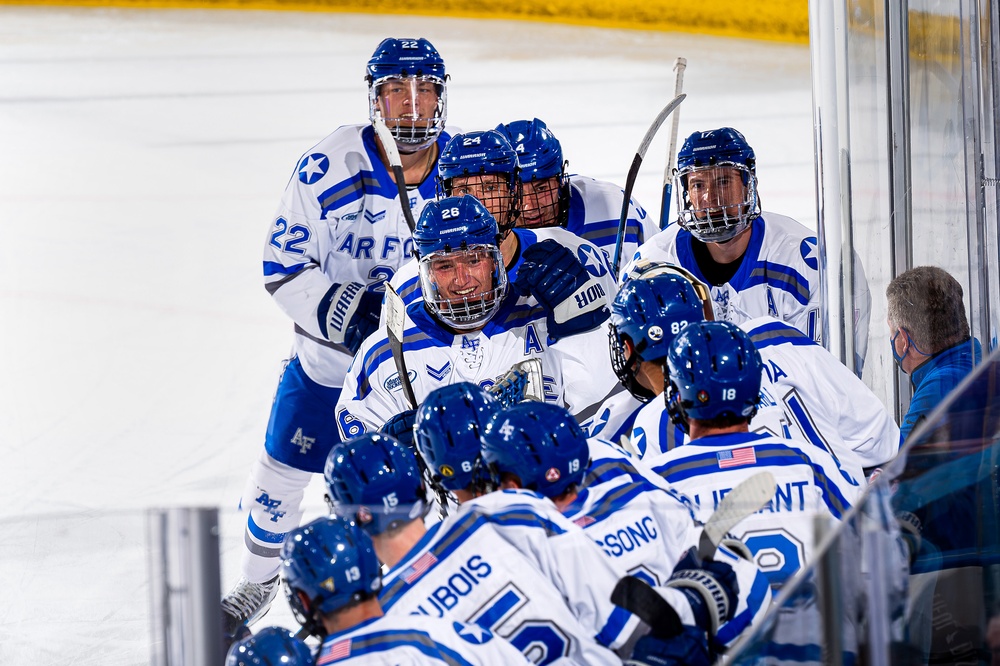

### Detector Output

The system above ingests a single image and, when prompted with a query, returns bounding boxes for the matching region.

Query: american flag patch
[403,552,438,583]
[573,515,596,528]
[317,638,351,664]
[717,447,756,469]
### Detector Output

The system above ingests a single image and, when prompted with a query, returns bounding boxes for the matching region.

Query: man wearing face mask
[886,266,981,443]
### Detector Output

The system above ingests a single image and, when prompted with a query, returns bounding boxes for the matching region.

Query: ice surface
[0,7,812,662]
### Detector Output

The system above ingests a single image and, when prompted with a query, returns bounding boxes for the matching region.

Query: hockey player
[621,127,872,375]
[221,37,455,634]
[225,626,313,666]
[390,129,617,340]
[609,263,899,475]
[495,117,659,260]
[280,515,533,665]
[480,400,774,654]
[336,194,610,434]
[645,320,865,589]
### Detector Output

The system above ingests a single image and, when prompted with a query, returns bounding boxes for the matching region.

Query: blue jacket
[900,338,982,442]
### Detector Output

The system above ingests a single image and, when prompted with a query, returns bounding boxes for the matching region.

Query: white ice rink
[0,7,812,662]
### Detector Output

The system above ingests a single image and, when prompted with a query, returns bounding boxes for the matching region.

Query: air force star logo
[577,245,608,278]
[298,153,329,185]
[454,621,492,645]
[800,237,819,271]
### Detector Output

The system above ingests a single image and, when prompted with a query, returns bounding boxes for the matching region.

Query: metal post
[148,507,224,666]
[814,514,844,665]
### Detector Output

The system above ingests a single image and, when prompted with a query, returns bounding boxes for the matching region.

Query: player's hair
[688,414,750,430]
[886,266,970,353]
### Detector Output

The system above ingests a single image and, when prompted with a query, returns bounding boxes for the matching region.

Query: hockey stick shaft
[659,57,687,230]
[697,470,775,561]
[612,93,687,278]
[372,116,418,234]
[610,470,775,638]
[384,283,418,409]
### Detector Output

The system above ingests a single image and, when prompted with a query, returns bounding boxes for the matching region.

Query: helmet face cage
[674,127,760,243]
[438,130,522,234]
[665,320,763,424]
[480,402,589,498]
[280,517,383,638]
[609,273,706,402]
[442,173,521,236]
[323,434,428,536]
[496,119,569,228]
[226,626,313,666]
[366,38,447,152]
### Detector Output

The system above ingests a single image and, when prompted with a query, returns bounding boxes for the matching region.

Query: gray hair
[886,266,970,353]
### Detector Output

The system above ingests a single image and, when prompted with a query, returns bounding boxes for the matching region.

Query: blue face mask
[891,329,908,367]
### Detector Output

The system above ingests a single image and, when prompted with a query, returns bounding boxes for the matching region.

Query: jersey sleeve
[335,331,410,437]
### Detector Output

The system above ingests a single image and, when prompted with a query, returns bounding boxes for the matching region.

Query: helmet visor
[419,245,508,330]
[518,175,564,228]
[445,174,520,235]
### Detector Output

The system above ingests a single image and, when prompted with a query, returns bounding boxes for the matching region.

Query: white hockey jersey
[629,317,899,474]
[645,431,865,589]
[566,438,773,648]
[263,123,455,387]
[337,296,572,436]
[313,612,532,665]
[378,489,659,665]
[563,174,659,266]
[622,213,872,372]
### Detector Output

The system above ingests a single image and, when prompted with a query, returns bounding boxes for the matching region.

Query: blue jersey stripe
[594,604,633,648]
[337,629,475,666]
[263,261,307,276]
[716,565,772,644]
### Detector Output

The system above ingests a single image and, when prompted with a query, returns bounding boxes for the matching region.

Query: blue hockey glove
[512,239,609,339]
[624,626,712,666]
[665,547,738,636]
[380,409,417,449]
[318,282,383,354]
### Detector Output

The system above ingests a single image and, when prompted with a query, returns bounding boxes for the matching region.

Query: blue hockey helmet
[366,37,447,151]
[414,382,498,500]
[495,118,569,228]
[665,320,762,430]
[610,270,708,402]
[225,626,313,666]
[437,130,521,233]
[413,195,509,331]
[324,433,429,536]
[481,401,589,498]
[674,127,760,243]
[280,516,383,637]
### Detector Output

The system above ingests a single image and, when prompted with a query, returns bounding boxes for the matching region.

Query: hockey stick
[612,93,687,278]
[696,470,774,561]
[659,57,687,230]
[372,115,418,234]
[384,283,418,409]
[610,470,775,636]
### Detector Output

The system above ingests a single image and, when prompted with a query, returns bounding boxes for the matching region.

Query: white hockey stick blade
[372,115,417,232]
[384,283,417,409]
[612,93,687,275]
[697,470,775,561]
[513,358,544,402]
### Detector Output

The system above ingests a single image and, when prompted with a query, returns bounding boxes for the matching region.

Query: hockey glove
[380,409,417,449]
[624,626,712,666]
[512,239,610,339]
[318,282,383,355]
[665,547,738,636]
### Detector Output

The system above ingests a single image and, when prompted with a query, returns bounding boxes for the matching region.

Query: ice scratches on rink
[0,7,813,663]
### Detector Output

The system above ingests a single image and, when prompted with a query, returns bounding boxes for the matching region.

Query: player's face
[450,174,512,221]
[428,248,497,304]
[519,176,561,227]
[377,77,441,130]
[685,166,748,220]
